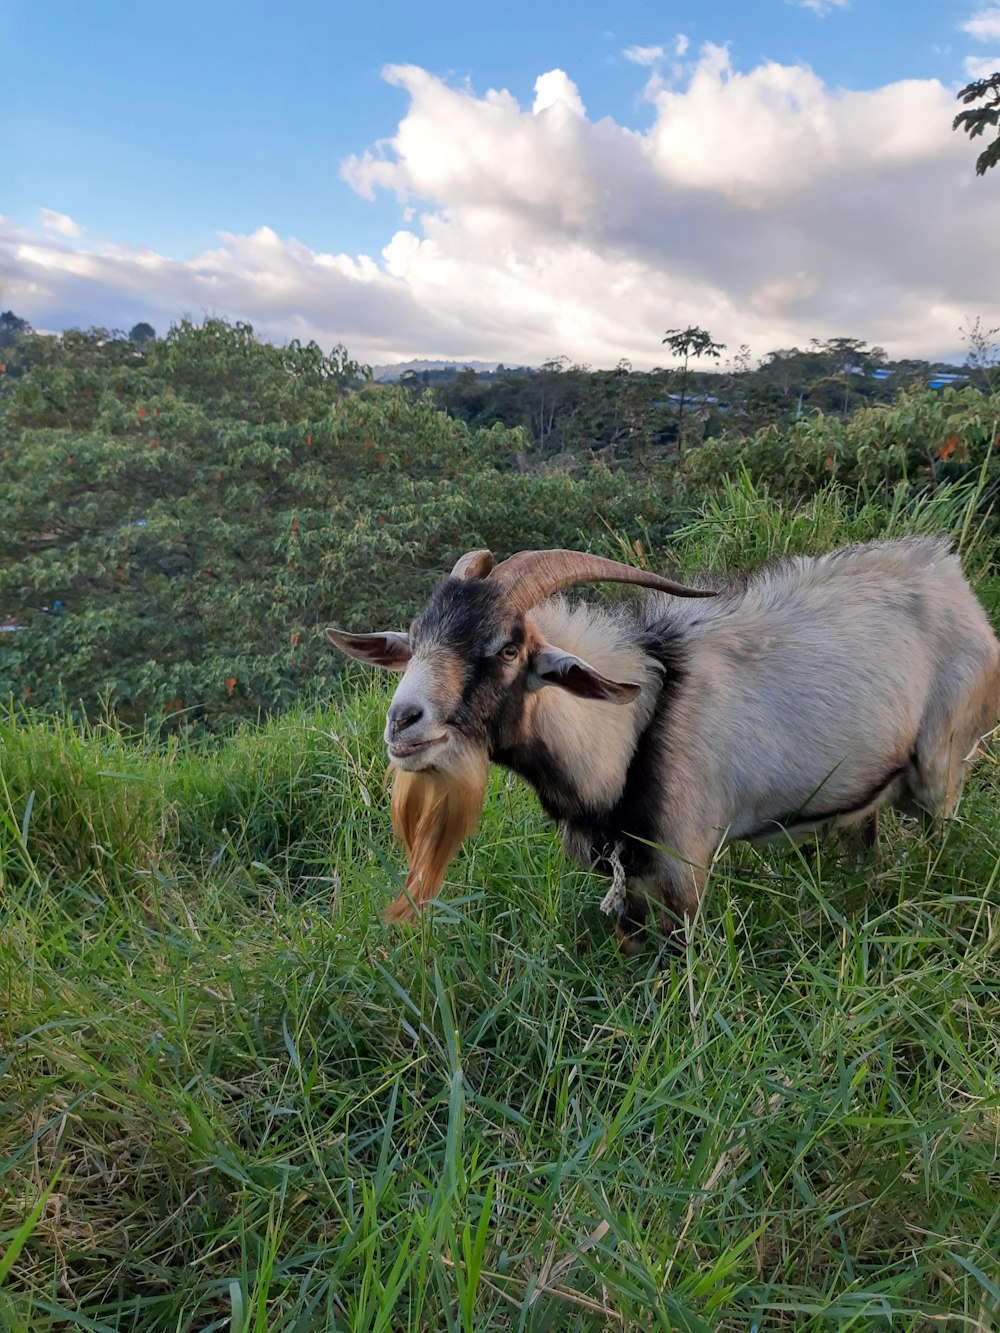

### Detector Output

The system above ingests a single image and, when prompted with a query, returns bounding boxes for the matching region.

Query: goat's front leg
[612,845,709,956]
[650,845,709,948]
[613,880,651,957]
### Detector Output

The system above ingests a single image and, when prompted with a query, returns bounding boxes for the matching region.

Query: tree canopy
[0,310,32,348]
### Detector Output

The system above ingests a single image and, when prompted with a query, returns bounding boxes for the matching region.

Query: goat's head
[326,548,713,919]
[327,548,712,777]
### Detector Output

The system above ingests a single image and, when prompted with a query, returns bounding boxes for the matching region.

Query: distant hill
[371,358,527,382]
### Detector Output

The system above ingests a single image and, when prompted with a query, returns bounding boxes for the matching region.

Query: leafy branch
[953,72,1000,177]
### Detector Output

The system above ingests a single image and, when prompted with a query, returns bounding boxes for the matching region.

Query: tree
[953,72,1000,176]
[661,326,726,451]
[129,322,157,346]
[0,310,32,349]
[960,315,1000,393]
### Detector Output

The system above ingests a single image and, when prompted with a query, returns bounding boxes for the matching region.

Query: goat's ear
[527,646,640,704]
[325,627,412,670]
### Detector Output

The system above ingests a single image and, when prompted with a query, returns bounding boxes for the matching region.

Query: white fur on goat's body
[524,598,663,811]
[525,537,1000,911]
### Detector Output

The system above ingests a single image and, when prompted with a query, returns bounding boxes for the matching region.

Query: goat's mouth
[387,734,449,766]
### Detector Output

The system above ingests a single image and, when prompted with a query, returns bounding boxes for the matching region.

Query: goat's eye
[499,643,520,663]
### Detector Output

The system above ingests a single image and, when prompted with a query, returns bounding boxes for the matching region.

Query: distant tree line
[4,309,996,469]
[420,332,991,463]
[1,312,158,351]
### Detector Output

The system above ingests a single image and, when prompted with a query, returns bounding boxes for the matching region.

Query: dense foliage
[676,382,1000,510]
[3,318,999,734]
[1,322,677,731]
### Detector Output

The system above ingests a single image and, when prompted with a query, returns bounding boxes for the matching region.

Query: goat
[326,540,1000,949]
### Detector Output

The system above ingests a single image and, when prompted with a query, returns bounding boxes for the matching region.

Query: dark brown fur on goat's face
[393,577,534,773]
[326,574,643,778]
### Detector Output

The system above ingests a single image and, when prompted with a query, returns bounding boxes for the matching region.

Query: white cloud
[39,209,81,238]
[5,48,1000,367]
[795,0,849,14]
[962,7,1000,41]
[963,53,1000,77]
[675,34,690,58]
[532,69,586,116]
[623,45,664,66]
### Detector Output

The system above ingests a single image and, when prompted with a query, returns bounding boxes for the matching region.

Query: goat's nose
[387,700,424,733]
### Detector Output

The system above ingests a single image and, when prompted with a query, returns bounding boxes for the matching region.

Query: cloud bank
[4,45,998,368]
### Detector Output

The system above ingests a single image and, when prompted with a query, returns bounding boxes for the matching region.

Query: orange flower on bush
[225,676,237,696]
[938,434,960,460]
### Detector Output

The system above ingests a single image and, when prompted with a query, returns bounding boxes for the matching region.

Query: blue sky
[3,0,999,365]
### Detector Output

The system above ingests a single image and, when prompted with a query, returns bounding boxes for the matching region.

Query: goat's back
[647,536,1000,834]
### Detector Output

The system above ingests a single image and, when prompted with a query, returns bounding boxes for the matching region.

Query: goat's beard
[384,747,490,922]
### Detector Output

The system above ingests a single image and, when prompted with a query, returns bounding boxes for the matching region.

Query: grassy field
[2,487,999,1331]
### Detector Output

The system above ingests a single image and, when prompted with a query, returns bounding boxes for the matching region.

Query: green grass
[2,695,998,1331]
[2,483,999,1331]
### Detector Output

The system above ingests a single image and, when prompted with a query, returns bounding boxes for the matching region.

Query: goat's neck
[498,600,660,815]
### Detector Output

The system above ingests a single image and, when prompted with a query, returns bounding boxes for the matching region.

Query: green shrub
[678,384,1000,509]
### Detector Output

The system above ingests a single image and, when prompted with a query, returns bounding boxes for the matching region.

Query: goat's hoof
[615,923,644,958]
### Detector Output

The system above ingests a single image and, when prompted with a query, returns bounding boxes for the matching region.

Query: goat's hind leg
[903,665,1000,827]
[905,717,992,829]
[840,807,882,861]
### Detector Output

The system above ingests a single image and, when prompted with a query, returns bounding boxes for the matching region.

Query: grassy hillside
[2,485,999,1330]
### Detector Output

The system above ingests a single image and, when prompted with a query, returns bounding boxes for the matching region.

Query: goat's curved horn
[490,549,716,610]
[451,549,494,580]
